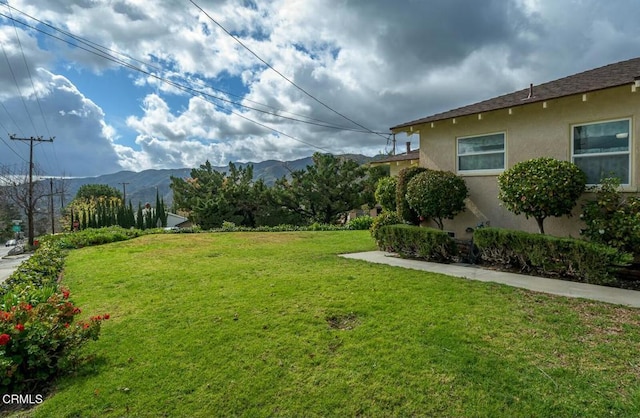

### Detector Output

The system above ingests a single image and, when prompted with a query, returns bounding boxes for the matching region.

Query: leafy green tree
[171,161,226,229]
[498,157,586,234]
[69,208,75,231]
[222,163,260,227]
[171,161,268,229]
[255,182,307,227]
[375,176,397,212]
[64,184,124,231]
[581,177,640,255]
[143,203,154,229]
[108,200,117,226]
[271,153,367,224]
[127,201,136,228]
[0,196,21,240]
[406,170,469,230]
[95,202,102,228]
[75,184,122,201]
[171,155,374,228]
[361,165,390,209]
[396,166,427,225]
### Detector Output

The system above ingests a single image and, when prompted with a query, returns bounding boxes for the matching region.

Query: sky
[0,0,639,177]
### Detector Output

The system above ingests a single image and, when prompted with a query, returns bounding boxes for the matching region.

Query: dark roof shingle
[391,57,640,130]
[371,149,420,164]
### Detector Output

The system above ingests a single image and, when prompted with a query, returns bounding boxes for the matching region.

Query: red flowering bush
[0,241,111,393]
[0,287,110,392]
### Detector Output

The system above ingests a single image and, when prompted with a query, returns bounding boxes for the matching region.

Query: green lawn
[28,231,640,417]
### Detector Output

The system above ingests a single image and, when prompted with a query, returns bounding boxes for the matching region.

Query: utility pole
[392,133,396,155]
[119,182,130,203]
[55,175,68,209]
[49,178,55,234]
[9,135,54,246]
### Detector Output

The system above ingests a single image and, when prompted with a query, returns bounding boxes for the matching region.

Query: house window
[457,132,505,173]
[572,119,631,185]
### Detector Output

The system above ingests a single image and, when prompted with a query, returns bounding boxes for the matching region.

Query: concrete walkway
[340,251,640,308]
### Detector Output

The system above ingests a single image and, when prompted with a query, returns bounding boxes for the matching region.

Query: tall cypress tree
[107,200,115,227]
[136,203,144,230]
[128,201,135,228]
[92,208,98,228]
[155,190,167,227]
[118,202,128,228]
[97,202,104,228]
[160,197,168,227]
[144,204,154,229]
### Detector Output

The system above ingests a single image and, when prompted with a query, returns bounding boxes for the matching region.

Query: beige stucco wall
[407,85,640,238]
[370,159,419,177]
[389,160,418,177]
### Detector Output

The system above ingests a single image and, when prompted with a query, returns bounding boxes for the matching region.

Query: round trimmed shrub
[406,170,469,230]
[498,157,586,234]
[375,176,397,212]
[581,177,640,255]
[396,166,427,224]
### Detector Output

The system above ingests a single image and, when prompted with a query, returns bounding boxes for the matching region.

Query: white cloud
[0,69,121,176]
[2,0,640,175]
[0,26,53,101]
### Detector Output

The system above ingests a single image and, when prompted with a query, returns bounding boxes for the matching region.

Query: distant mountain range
[62,154,376,208]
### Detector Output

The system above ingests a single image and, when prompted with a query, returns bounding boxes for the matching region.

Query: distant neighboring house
[391,57,640,238]
[166,212,191,228]
[370,142,420,176]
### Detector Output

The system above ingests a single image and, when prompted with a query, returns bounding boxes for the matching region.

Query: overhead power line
[4,3,51,138]
[0,30,38,135]
[190,0,389,141]
[0,134,28,162]
[0,11,329,152]
[1,4,388,160]
[2,3,64,176]
[0,94,24,137]
[1,5,387,136]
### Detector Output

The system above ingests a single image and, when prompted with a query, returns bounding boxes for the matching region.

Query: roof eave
[391,81,636,131]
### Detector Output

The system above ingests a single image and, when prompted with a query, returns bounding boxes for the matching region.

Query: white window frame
[456,132,506,175]
[571,118,632,186]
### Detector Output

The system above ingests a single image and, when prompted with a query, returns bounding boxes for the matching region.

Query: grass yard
[25,231,640,417]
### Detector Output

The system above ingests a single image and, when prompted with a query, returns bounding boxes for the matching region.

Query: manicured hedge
[376,224,457,262]
[0,243,66,294]
[39,226,147,249]
[370,211,404,242]
[473,227,632,286]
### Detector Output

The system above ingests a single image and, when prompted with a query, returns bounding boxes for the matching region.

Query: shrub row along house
[390,56,640,238]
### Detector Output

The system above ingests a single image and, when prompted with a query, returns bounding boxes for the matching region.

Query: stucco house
[391,57,640,238]
[370,142,420,177]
